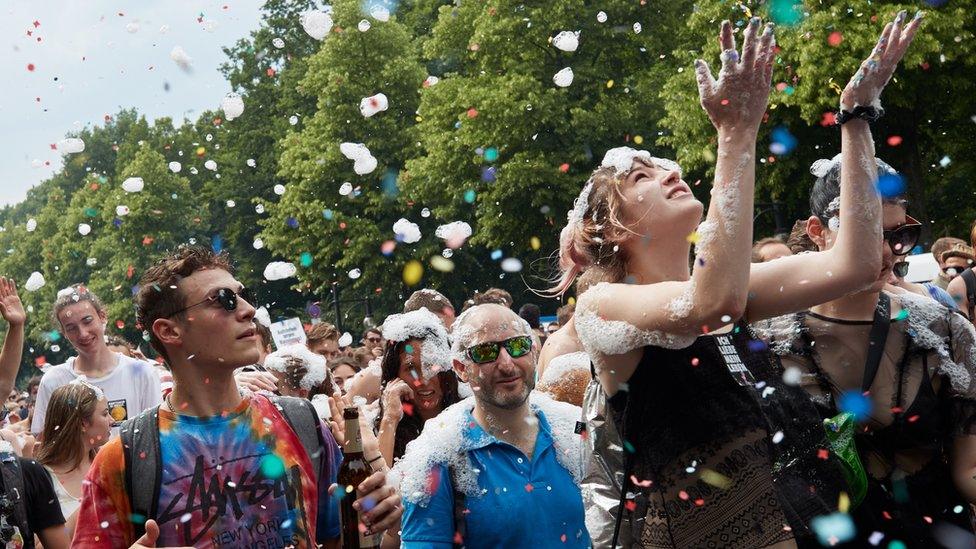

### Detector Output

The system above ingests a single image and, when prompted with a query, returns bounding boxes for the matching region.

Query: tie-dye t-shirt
[72,393,342,548]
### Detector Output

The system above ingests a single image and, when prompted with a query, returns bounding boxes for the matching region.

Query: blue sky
[0,0,267,207]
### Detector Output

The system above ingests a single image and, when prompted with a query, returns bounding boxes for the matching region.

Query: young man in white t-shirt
[31,285,161,437]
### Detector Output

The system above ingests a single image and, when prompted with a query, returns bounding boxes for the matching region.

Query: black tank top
[609,322,844,547]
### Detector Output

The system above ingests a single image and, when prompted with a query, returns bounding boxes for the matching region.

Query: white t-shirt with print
[31,353,162,436]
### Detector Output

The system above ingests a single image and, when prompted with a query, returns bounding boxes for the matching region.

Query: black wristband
[367,454,384,465]
[835,105,884,125]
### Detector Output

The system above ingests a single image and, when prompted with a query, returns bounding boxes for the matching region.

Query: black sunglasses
[943,266,968,277]
[882,217,922,257]
[892,261,910,279]
[465,336,533,364]
[167,287,254,317]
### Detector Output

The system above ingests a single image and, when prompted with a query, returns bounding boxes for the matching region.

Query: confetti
[553,67,574,87]
[393,218,422,244]
[301,11,333,40]
[811,513,855,545]
[58,138,85,154]
[348,268,361,279]
[24,272,46,292]
[827,31,843,47]
[263,261,297,281]
[360,93,389,117]
[876,173,905,198]
[170,46,192,71]
[403,260,423,285]
[221,93,244,121]
[122,177,144,193]
[551,31,580,52]
[500,257,523,272]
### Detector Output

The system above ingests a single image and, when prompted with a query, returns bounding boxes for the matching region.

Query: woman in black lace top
[761,162,976,545]
[554,12,924,547]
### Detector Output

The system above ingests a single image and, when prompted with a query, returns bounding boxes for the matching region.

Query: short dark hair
[518,303,541,329]
[135,246,234,364]
[403,289,454,315]
[471,288,513,308]
[751,236,787,263]
[255,322,273,350]
[306,322,339,344]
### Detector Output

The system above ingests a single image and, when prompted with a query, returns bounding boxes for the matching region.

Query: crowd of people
[1,11,974,549]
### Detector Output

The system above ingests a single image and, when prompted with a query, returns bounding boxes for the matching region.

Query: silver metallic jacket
[580,378,632,547]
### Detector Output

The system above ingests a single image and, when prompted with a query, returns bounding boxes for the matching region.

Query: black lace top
[766,294,976,545]
[609,322,844,547]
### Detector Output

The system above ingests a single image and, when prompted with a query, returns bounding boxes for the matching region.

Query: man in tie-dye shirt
[73,247,402,548]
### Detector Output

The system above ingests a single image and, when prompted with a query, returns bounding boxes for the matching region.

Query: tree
[261,0,433,324]
[659,1,976,241]
[402,0,691,302]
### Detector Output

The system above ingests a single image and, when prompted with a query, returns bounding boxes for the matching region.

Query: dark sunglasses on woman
[883,216,922,256]
[166,287,255,317]
[465,335,533,364]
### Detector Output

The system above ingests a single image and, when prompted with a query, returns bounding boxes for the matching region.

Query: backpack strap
[121,405,161,540]
[447,463,467,549]
[271,395,324,482]
[0,452,30,544]
[961,268,976,321]
[861,293,891,394]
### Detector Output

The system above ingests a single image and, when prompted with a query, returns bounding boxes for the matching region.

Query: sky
[0,0,267,207]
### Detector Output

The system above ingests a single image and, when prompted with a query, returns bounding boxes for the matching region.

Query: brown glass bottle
[338,407,381,549]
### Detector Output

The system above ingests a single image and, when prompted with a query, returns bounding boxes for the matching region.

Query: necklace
[165,391,177,412]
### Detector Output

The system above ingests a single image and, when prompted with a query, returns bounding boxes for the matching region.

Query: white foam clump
[369,6,391,22]
[553,67,574,87]
[26,219,37,232]
[264,344,330,391]
[393,218,422,244]
[600,147,683,176]
[552,31,580,52]
[24,272,46,292]
[575,283,696,362]
[69,378,106,399]
[263,261,297,281]
[254,306,271,327]
[435,221,472,248]
[338,332,353,347]
[122,177,144,193]
[170,46,192,71]
[168,161,182,173]
[752,313,803,357]
[78,223,92,236]
[898,292,976,395]
[394,391,582,505]
[300,10,333,40]
[339,142,378,175]
[115,205,130,216]
[360,93,389,118]
[539,351,590,387]
[59,138,85,154]
[382,308,453,378]
[310,394,332,421]
[221,93,245,121]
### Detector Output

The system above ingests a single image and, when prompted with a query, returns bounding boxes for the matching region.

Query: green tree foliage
[659,1,976,239]
[403,0,690,293]
[262,0,431,320]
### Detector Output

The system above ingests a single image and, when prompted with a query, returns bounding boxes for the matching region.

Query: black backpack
[0,451,31,547]
[960,268,976,320]
[119,394,325,539]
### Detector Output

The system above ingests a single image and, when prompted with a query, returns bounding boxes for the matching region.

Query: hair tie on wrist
[835,105,884,125]
[367,454,384,465]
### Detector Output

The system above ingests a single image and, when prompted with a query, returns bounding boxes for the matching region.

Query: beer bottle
[338,407,381,549]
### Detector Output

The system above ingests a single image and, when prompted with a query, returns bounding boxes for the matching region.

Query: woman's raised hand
[695,18,775,134]
[841,10,923,110]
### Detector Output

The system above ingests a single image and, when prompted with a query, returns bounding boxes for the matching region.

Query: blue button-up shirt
[400,408,590,548]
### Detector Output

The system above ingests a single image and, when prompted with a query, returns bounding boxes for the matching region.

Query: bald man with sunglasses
[398,303,589,548]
